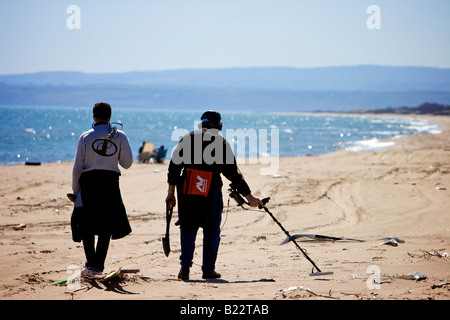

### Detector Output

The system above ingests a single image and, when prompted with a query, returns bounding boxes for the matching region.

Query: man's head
[200,110,222,131]
[93,102,112,122]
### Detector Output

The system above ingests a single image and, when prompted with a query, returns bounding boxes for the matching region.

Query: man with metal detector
[165,110,263,280]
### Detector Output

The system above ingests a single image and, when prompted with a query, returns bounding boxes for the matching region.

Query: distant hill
[1,66,449,91]
[351,102,450,116]
[1,66,449,112]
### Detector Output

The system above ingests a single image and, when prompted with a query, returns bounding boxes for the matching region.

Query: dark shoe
[202,271,221,280]
[178,265,190,281]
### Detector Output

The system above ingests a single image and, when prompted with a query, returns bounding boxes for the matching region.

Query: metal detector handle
[228,186,248,206]
[258,197,270,209]
[229,186,270,209]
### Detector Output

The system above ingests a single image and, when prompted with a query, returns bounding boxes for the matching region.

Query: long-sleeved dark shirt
[168,129,251,197]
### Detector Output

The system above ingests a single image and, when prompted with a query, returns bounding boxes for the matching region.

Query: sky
[0,0,449,75]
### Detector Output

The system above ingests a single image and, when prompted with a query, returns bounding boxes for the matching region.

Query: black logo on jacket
[92,139,118,157]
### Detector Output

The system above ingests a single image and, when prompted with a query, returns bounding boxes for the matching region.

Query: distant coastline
[348,102,450,116]
[1,66,449,113]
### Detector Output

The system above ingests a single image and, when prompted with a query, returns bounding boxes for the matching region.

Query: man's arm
[245,193,263,208]
[165,135,188,208]
[222,141,263,208]
[166,184,176,208]
[72,136,85,194]
[119,132,133,169]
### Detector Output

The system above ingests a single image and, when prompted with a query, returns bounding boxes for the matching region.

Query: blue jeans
[179,189,223,273]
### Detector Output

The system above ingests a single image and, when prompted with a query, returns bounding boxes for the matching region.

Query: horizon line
[1,64,450,76]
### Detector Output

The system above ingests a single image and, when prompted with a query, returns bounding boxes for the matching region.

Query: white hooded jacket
[72,123,133,206]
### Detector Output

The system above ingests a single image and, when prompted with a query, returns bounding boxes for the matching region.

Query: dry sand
[1,115,449,301]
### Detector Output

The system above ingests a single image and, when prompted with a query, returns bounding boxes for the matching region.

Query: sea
[0,105,442,165]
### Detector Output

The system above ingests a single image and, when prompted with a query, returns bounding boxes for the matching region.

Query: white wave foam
[401,119,442,135]
[345,138,395,152]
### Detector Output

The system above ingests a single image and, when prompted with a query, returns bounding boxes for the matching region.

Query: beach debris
[13,223,26,230]
[82,267,141,282]
[41,279,68,288]
[424,250,448,258]
[377,236,405,247]
[280,233,365,245]
[374,279,393,285]
[376,236,405,243]
[275,286,307,299]
[435,187,446,190]
[395,271,427,281]
[380,239,398,247]
[431,282,450,289]
[305,288,339,299]
[276,286,304,294]
[119,268,140,274]
[408,250,448,259]
[407,252,420,258]
[24,161,41,166]
[275,286,338,299]
[253,236,267,242]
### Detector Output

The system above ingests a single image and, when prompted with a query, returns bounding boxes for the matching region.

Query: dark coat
[168,129,251,228]
[71,170,131,242]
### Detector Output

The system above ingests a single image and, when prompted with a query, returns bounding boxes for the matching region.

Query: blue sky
[0,0,449,74]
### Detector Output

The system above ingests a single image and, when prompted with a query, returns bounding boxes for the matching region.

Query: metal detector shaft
[262,206,322,273]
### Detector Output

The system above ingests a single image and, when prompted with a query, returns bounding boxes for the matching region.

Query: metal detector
[228,185,333,277]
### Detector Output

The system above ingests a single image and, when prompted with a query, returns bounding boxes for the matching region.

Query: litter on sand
[275,286,339,299]
[276,286,304,293]
[13,223,26,230]
[83,268,141,281]
[377,236,406,247]
[43,267,142,292]
[279,234,365,245]
[431,282,450,289]
[279,234,406,245]
[374,279,393,285]
[376,236,405,243]
[41,279,67,288]
[380,239,399,247]
[425,250,448,258]
[395,271,427,281]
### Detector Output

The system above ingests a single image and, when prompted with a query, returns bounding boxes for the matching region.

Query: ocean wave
[344,138,396,152]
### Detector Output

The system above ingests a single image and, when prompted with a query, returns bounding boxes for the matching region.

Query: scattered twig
[305,288,339,299]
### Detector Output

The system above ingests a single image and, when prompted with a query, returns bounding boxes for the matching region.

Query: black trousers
[82,233,111,272]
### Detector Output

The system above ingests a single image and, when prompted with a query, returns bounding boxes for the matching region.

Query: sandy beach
[1,114,449,301]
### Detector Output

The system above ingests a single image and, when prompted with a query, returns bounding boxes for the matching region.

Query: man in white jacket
[71,102,133,276]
